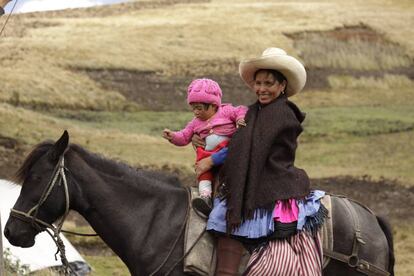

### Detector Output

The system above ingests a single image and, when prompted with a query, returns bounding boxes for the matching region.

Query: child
[163,78,247,216]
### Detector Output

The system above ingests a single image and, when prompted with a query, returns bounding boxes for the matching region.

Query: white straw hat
[239,48,307,97]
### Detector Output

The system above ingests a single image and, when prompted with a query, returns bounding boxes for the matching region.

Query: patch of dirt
[0,136,26,180]
[80,68,256,111]
[286,24,414,90]
[311,176,414,224]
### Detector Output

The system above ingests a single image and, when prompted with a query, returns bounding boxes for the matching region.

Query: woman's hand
[162,129,174,142]
[191,134,205,149]
[236,118,246,128]
[195,157,214,177]
[0,0,11,9]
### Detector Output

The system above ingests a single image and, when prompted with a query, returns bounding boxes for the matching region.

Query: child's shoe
[192,196,212,218]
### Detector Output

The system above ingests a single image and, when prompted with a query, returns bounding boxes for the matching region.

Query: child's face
[191,103,217,121]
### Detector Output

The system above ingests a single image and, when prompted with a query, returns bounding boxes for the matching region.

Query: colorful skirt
[206,190,327,240]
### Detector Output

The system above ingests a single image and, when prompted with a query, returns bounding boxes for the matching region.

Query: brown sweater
[222,95,310,226]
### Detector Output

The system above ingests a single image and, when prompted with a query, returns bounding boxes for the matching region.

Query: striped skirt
[245,231,322,276]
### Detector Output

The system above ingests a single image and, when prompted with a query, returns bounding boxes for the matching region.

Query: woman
[195,48,326,275]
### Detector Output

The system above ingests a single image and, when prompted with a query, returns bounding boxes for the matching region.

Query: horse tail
[376,216,395,276]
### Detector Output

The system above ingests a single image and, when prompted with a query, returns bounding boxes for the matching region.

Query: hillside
[0,0,413,274]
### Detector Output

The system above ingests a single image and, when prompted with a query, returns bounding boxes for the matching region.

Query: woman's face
[253,71,287,105]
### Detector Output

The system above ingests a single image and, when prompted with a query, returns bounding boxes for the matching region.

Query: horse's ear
[48,130,69,162]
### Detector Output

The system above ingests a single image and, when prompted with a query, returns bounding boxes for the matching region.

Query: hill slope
[1,0,413,275]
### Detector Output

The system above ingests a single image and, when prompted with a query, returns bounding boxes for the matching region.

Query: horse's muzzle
[4,218,38,248]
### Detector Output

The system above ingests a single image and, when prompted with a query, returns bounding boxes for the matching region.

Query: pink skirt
[272,199,299,223]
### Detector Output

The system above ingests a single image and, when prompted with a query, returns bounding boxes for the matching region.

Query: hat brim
[239,54,307,97]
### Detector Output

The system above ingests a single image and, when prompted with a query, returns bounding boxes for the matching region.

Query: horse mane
[68,144,182,187]
[14,141,182,188]
[14,141,54,184]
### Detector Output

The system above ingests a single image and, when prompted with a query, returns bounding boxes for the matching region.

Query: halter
[10,154,76,275]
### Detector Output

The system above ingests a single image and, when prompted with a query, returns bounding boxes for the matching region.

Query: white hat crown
[262,47,287,56]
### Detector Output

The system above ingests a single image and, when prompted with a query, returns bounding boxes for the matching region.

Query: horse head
[4,131,70,247]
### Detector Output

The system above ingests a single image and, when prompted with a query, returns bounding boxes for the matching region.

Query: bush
[3,248,30,275]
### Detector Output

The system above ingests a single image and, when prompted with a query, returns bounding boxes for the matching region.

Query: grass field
[1,0,413,275]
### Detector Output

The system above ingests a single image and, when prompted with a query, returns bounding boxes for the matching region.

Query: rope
[164,225,207,276]
[10,156,80,276]
[149,187,191,276]
[0,0,19,37]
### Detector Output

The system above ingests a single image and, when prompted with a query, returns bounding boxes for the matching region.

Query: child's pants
[196,140,229,182]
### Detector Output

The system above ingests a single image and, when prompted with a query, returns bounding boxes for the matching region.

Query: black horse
[4,131,394,275]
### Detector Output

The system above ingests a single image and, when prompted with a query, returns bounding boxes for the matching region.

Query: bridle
[9,153,84,275]
[11,155,69,232]
[9,151,200,275]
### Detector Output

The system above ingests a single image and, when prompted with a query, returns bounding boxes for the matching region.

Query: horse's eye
[28,173,42,182]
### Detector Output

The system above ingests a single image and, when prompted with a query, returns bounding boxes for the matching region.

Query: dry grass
[0,0,412,110]
[293,35,412,71]
[0,0,413,273]
[0,48,132,110]
[394,223,414,275]
[0,103,194,172]
[328,74,414,90]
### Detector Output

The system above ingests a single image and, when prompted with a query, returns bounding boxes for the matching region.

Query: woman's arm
[195,147,228,177]
[211,147,228,166]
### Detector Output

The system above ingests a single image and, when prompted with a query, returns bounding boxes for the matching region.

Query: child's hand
[236,119,246,128]
[162,129,174,141]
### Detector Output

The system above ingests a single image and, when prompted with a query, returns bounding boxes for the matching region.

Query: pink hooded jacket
[171,104,248,146]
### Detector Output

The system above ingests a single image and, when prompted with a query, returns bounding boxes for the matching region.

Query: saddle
[184,192,388,276]
[183,188,216,275]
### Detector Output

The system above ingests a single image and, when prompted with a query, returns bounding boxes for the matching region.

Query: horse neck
[66,151,188,274]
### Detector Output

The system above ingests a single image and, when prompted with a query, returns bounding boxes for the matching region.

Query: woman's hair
[253,69,287,83]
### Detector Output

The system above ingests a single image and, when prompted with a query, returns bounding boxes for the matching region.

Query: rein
[149,186,195,276]
[10,151,198,275]
[10,154,97,275]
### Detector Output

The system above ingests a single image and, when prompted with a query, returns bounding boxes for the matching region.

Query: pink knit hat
[187,78,222,106]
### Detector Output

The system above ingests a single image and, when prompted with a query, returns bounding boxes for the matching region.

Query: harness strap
[323,249,390,276]
[149,187,192,276]
[10,156,79,276]
[323,197,389,276]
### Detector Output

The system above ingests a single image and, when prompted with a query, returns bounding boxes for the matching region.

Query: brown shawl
[222,95,310,226]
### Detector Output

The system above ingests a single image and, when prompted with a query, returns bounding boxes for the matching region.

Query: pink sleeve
[170,119,196,146]
[225,105,248,121]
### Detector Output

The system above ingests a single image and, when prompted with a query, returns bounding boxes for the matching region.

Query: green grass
[84,255,129,276]
[46,109,194,136]
[32,105,414,186]
[302,106,414,140]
